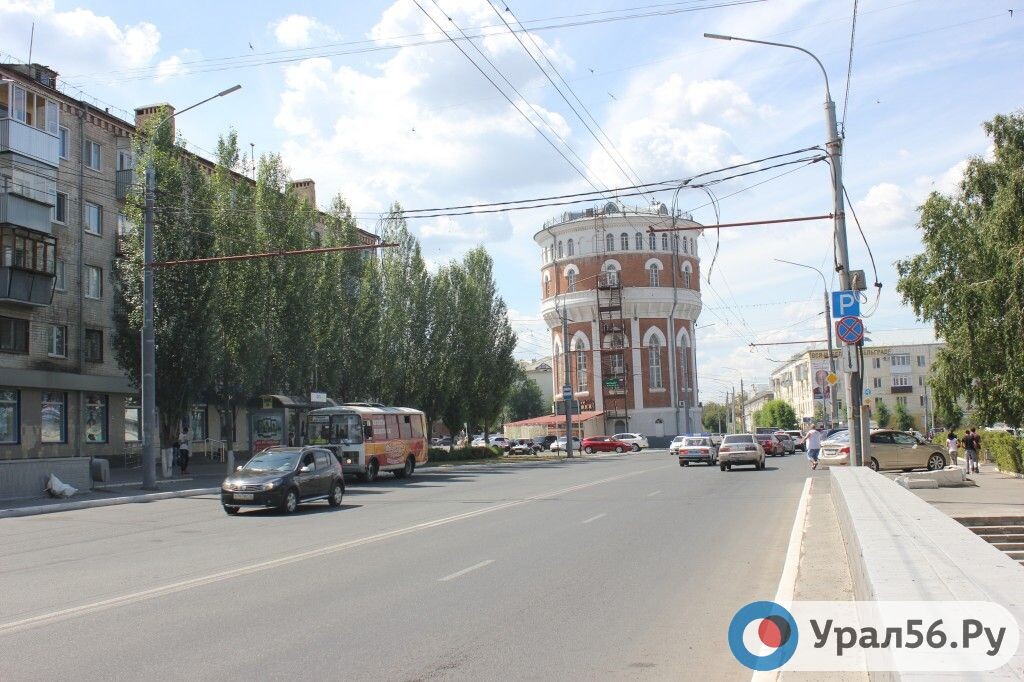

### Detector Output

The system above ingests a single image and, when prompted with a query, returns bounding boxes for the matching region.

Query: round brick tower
[535,200,703,438]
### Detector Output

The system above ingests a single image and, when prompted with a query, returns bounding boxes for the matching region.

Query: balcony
[0,191,53,235]
[0,265,54,306]
[891,385,913,394]
[0,118,60,167]
[115,168,135,201]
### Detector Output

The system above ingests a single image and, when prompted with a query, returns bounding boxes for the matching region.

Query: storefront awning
[505,411,605,427]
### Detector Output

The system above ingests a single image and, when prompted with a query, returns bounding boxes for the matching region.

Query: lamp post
[774,259,839,427]
[704,32,862,464]
[141,85,242,490]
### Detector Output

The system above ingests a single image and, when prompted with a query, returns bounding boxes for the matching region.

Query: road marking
[647,490,662,497]
[581,513,606,524]
[439,559,494,582]
[751,476,812,682]
[0,464,667,635]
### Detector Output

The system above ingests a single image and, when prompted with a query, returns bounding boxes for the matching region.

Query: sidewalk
[897,462,1024,518]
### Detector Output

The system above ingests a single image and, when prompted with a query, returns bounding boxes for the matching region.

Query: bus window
[400,415,413,439]
[385,414,400,440]
[363,420,373,441]
[411,415,424,438]
[330,414,363,444]
[308,415,330,445]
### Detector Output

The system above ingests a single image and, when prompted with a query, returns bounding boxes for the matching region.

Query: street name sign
[562,385,572,401]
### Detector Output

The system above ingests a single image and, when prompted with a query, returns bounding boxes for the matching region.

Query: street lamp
[142,84,242,490]
[774,258,839,426]
[704,32,863,465]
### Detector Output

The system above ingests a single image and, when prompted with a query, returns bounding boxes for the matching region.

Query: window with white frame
[635,232,643,250]
[648,338,663,388]
[574,340,587,391]
[895,395,907,406]
[872,357,882,369]
[47,324,67,357]
[85,265,102,299]
[54,192,67,224]
[891,354,910,367]
[557,241,563,259]
[604,264,619,286]
[54,260,66,291]
[58,126,69,159]
[873,377,882,389]
[85,139,102,171]
[649,232,657,250]
[661,233,668,250]
[683,237,689,254]
[649,264,661,287]
[892,375,911,387]
[917,355,926,367]
[543,276,550,298]
[620,232,629,250]
[85,201,102,235]
[610,351,625,376]
[567,270,577,292]
[682,263,692,288]
[605,233,614,251]
[567,238,574,256]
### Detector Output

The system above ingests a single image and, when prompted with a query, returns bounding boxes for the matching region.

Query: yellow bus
[307,403,428,482]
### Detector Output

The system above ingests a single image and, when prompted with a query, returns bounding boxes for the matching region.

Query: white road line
[439,559,494,582]
[581,513,607,524]
[751,476,812,682]
[647,490,662,497]
[0,464,668,636]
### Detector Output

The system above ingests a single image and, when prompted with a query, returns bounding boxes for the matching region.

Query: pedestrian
[800,423,823,470]
[970,428,982,474]
[178,424,191,475]
[962,428,977,476]
[945,430,959,467]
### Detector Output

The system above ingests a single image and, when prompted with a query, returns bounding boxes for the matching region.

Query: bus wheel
[403,456,414,478]
[365,458,379,483]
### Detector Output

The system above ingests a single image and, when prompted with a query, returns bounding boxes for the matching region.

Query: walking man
[970,428,982,474]
[963,428,978,476]
[801,423,823,470]
[178,424,191,475]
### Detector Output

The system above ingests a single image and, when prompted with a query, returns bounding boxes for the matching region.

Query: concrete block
[0,457,92,501]
[896,475,938,489]
[90,457,110,482]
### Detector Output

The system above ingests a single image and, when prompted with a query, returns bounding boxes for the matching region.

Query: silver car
[612,432,649,451]
[717,433,765,471]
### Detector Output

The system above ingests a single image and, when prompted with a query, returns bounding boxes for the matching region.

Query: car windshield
[723,435,754,444]
[825,430,851,443]
[242,451,299,472]
[683,438,707,446]
[671,436,685,442]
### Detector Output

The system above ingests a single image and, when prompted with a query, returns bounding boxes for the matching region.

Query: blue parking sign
[831,290,860,317]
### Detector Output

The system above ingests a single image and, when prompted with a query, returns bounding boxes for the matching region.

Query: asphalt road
[0,450,812,681]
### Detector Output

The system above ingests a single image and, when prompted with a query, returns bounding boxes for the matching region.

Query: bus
[306,403,428,482]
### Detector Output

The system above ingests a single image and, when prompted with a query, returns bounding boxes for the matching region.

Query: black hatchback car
[221,447,345,515]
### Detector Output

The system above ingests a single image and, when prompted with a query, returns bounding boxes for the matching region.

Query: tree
[504,367,546,422]
[874,399,891,428]
[702,402,728,432]
[933,388,964,429]
[755,400,797,429]
[897,111,1024,426]
[893,401,915,431]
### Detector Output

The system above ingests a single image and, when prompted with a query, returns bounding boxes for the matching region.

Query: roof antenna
[28,22,34,64]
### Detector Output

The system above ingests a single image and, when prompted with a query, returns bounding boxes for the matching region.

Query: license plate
[233,493,254,501]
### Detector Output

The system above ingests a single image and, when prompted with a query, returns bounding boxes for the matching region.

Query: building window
[567,270,577,292]
[58,126,69,159]
[85,265,102,299]
[41,391,66,443]
[604,265,619,286]
[620,233,629,250]
[873,377,882,389]
[85,201,102,235]
[917,355,925,367]
[557,241,563,258]
[649,338,663,389]
[124,398,141,442]
[0,389,18,444]
[682,264,692,288]
[567,238,574,256]
[54,260,66,291]
[605,233,614,251]
[190,405,208,441]
[918,376,924,386]
[872,357,881,369]
[635,232,643,250]
[891,354,910,367]
[682,237,689,254]
[543,277,550,298]
[54,192,67,224]
[920,395,926,407]
[661,233,668,250]
[649,232,657,250]
[84,394,108,443]
[84,328,103,362]
[48,324,67,357]
[85,139,102,171]
[892,375,911,387]
[678,335,691,390]
[0,316,29,353]
[895,396,907,406]
[649,264,661,287]
[672,235,680,252]
[575,340,587,392]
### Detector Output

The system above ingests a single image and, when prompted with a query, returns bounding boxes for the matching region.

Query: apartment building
[0,63,374,499]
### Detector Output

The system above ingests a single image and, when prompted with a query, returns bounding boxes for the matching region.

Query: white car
[612,432,649,451]
[717,433,765,471]
[550,436,581,452]
[668,435,686,455]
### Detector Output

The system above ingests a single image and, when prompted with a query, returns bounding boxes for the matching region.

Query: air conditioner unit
[678,401,687,407]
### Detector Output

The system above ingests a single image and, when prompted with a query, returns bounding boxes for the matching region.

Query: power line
[840,0,860,134]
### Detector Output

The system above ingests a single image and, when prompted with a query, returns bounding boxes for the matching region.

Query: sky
[2,0,1021,405]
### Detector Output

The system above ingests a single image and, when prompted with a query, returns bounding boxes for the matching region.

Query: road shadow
[229,503,362,517]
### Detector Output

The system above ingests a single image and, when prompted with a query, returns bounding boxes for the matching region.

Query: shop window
[84,394,108,443]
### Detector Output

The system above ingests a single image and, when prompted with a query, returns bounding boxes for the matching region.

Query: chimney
[134,103,174,137]
[289,179,316,208]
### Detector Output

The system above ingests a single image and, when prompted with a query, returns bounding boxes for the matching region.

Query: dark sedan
[221,447,345,515]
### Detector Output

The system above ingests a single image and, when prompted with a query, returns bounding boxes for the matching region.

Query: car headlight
[222,481,235,491]
[262,479,282,491]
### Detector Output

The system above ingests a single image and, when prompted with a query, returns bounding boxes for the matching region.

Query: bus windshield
[307,413,363,445]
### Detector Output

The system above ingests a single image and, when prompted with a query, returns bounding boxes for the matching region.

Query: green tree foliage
[893,401,915,431]
[701,402,728,432]
[874,399,891,428]
[897,112,1024,426]
[932,389,964,429]
[754,399,797,429]
[504,367,546,423]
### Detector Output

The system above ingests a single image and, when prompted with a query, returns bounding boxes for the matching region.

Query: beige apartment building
[0,62,373,499]
[770,335,944,432]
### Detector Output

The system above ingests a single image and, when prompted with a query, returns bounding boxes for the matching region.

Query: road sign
[864,388,872,396]
[832,290,861,317]
[554,399,581,415]
[826,372,838,385]
[863,397,872,405]
[841,344,859,374]
[562,385,572,401]
[835,315,864,345]
[604,377,622,389]
[310,391,327,403]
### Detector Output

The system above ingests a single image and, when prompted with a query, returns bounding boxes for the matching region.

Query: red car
[582,436,628,454]
[755,433,784,457]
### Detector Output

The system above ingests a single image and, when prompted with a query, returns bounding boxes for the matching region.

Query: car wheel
[615,446,624,453]
[365,458,379,483]
[927,453,946,471]
[680,460,686,467]
[720,464,726,471]
[868,457,880,472]
[631,444,640,452]
[223,505,240,515]
[585,446,594,454]
[279,488,299,514]
[327,481,344,507]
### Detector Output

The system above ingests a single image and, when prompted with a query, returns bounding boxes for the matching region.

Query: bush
[428,446,502,462]
[982,431,1024,474]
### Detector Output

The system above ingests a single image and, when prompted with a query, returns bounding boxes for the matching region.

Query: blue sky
[2,0,1021,404]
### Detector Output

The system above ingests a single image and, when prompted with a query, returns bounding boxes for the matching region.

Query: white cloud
[154,49,198,83]
[271,14,339,48]
[854,183,914,232]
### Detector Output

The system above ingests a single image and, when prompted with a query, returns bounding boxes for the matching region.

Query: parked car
[581,436,629,453]
[532,435,558,451]
[677,436,717,466]
[668,435,686,455]
[773,431,796,455]
[612,432,649,451]
[550,436,581,452]
[783,430,805,451]
[435,436,452,448]
[717,433,765,471]
[471,436,510,450]
[819,429,948,472]
[755,432,784,457]
[510,439,540,455]
[221,447,345,515]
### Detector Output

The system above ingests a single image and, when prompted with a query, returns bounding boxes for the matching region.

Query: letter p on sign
[832,290,860,317]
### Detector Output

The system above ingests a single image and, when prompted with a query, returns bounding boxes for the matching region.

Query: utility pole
[823,290,839,426]
[739,377,746,432]
[561,305,574,458]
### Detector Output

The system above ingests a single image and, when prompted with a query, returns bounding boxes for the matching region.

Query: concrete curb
[0,487,220,519]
